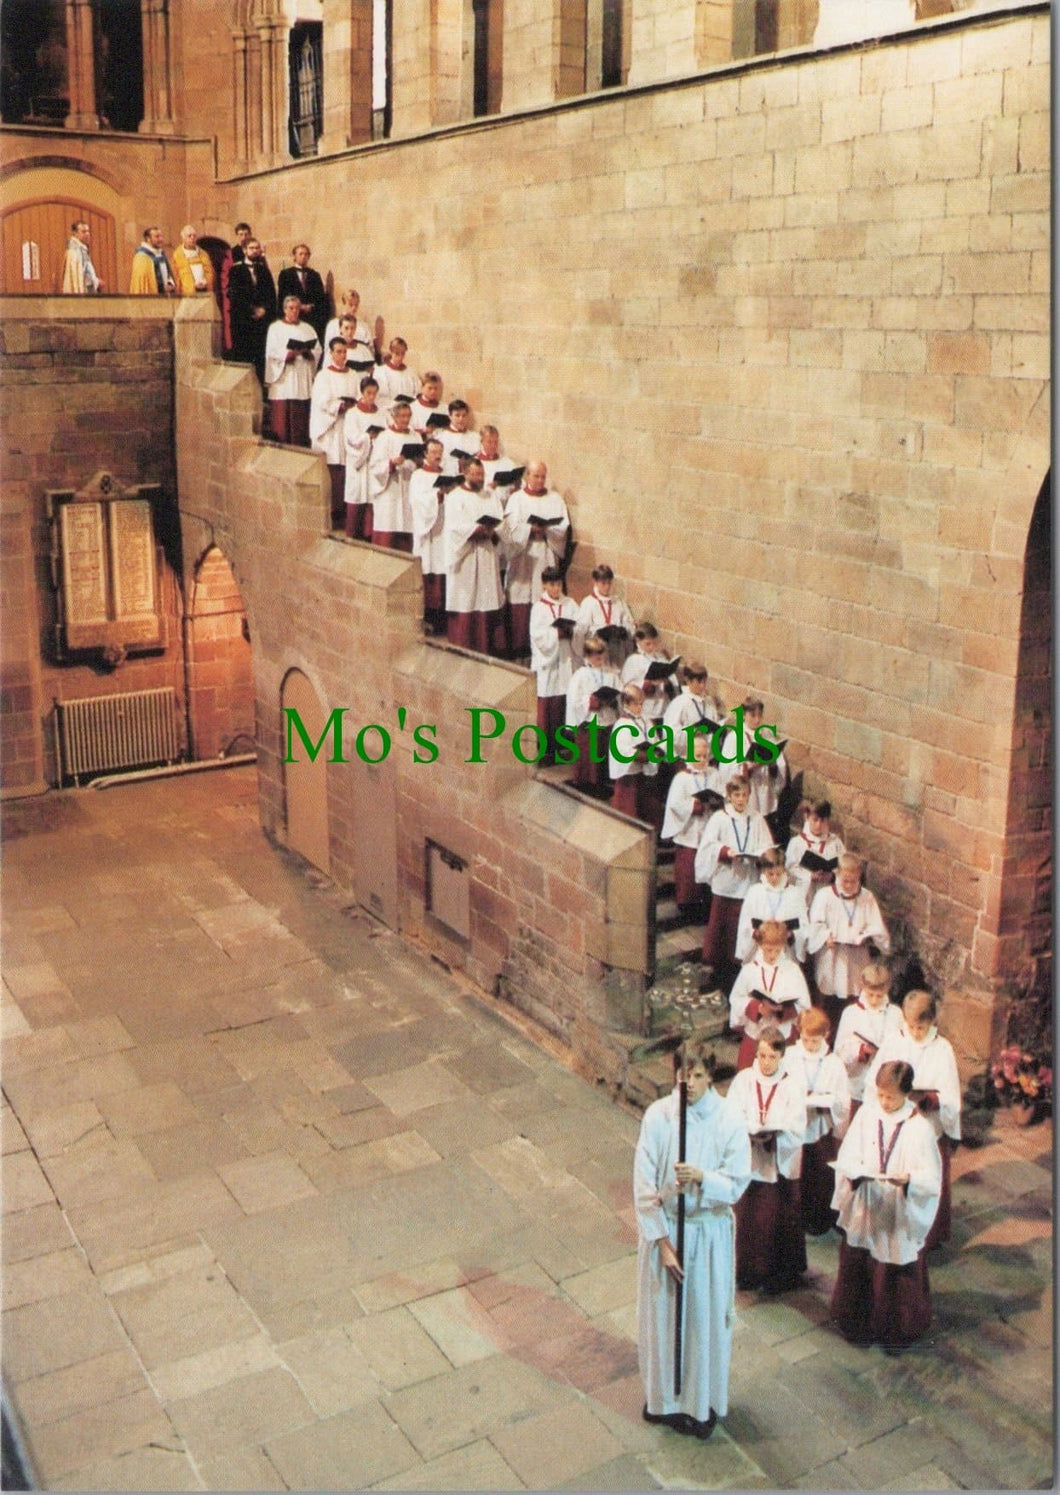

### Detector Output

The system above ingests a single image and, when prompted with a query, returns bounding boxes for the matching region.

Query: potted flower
[989,1046,1053,1126]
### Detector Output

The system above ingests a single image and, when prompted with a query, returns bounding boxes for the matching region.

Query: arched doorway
[185,546,254,761]
[0,197,117,294]
[280,668,331,875]
[997,473,1051,1049]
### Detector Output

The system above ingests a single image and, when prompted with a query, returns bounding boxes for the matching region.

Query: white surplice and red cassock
[529,593,578,746]
[724,1059,807,1290]
[728,952,811,1070]
[661,763,722,916]
[409,465,449,631]
[807,883,891,1003]
[502,486,570,656]
[573,588,635,665]
[694,808,774,991]
[444,484,505,654]
[785,1039,851,1235]
[343,402,386,541]
[866,1023,960,1248]
[564,661,620,792]
[830,1095,941,1346]
[264,319,320,447]
[369,427,416,551]
[310,364,359,526]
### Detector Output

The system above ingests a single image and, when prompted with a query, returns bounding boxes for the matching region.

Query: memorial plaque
[109,499,158,623]
[53,481,163,655]
[60,501,108,645]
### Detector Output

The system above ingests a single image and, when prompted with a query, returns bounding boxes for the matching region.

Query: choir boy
[807,853,891,1025]
[662,661,726,744]
[834,964,901,1114]
[830,1060,941,1348]
[444,458,505,653]
[736,848,809,964]
[478,425,517,494]
[866,989,960,1250]
[409,436,452,633]
[375,336,418,407]
[661,734,719,924]
[343,375,385,541]
[410,371,445,434]
[264,295,321,447]
[324,291,375,366]
[727,917,811,1070]
[310,337,358,527]
[786,1007,851,1235]
[717,697,789,840]
[786,799,846,896]
[724,1028,808,1292]
[370,399,419,551]
[438,400,479,475]
[608,684,658,823]
[565,636,620,794]
[573,564,635,665]
[503,462,570,658]
[529,566,578,763]
[694,777,774,993]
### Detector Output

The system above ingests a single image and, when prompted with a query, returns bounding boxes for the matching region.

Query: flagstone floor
[1,767,1052,1491]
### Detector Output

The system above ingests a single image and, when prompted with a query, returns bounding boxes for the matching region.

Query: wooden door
[0,199,117,294]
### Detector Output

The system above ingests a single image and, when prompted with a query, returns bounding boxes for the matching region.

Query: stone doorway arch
[280,667,331,875]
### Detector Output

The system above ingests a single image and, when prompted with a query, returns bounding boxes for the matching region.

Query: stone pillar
[319,0,373,151]
[390,0,433,135]
[232,24,249,174]
[501,0,584,111]
[64,0,100,131]
[626,0,698,84]
[139,0,176,135]
[432,0,464,126]
[262,16,288,165]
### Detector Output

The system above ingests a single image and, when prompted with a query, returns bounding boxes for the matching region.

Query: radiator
[55,688,179,785]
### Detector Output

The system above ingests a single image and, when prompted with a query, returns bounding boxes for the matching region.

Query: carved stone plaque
[60,501,109,645]
[110,499,158,635]
[50,473,163,656]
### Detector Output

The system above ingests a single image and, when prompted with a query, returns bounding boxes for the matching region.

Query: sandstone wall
[0,300,183,793]
[220,7,1049,1060]
[174,302,655,1086]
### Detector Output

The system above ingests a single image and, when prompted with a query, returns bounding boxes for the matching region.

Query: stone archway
[185,546,254,762]
[995,473,1051,1050]
[280,667,331,875]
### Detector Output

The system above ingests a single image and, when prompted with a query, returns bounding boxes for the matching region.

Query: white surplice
[634,1086,751,1422]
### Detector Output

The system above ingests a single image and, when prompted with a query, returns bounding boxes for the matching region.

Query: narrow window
[96,0,145,131]
[600,0,623,87]
[289,21,323,158]
[372,0,392,139]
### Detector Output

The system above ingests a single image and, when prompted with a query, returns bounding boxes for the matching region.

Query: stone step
[655,925,705,975]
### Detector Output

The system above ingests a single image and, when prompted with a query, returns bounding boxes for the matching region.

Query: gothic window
[95,0,144,131]
[0,0,67,125]
[289,22,323,158]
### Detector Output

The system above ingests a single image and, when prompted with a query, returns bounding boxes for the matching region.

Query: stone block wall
[174,301,655,1085]
[221,5,1049,1064]
[0,299,185,793]
[186,546,255,761]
